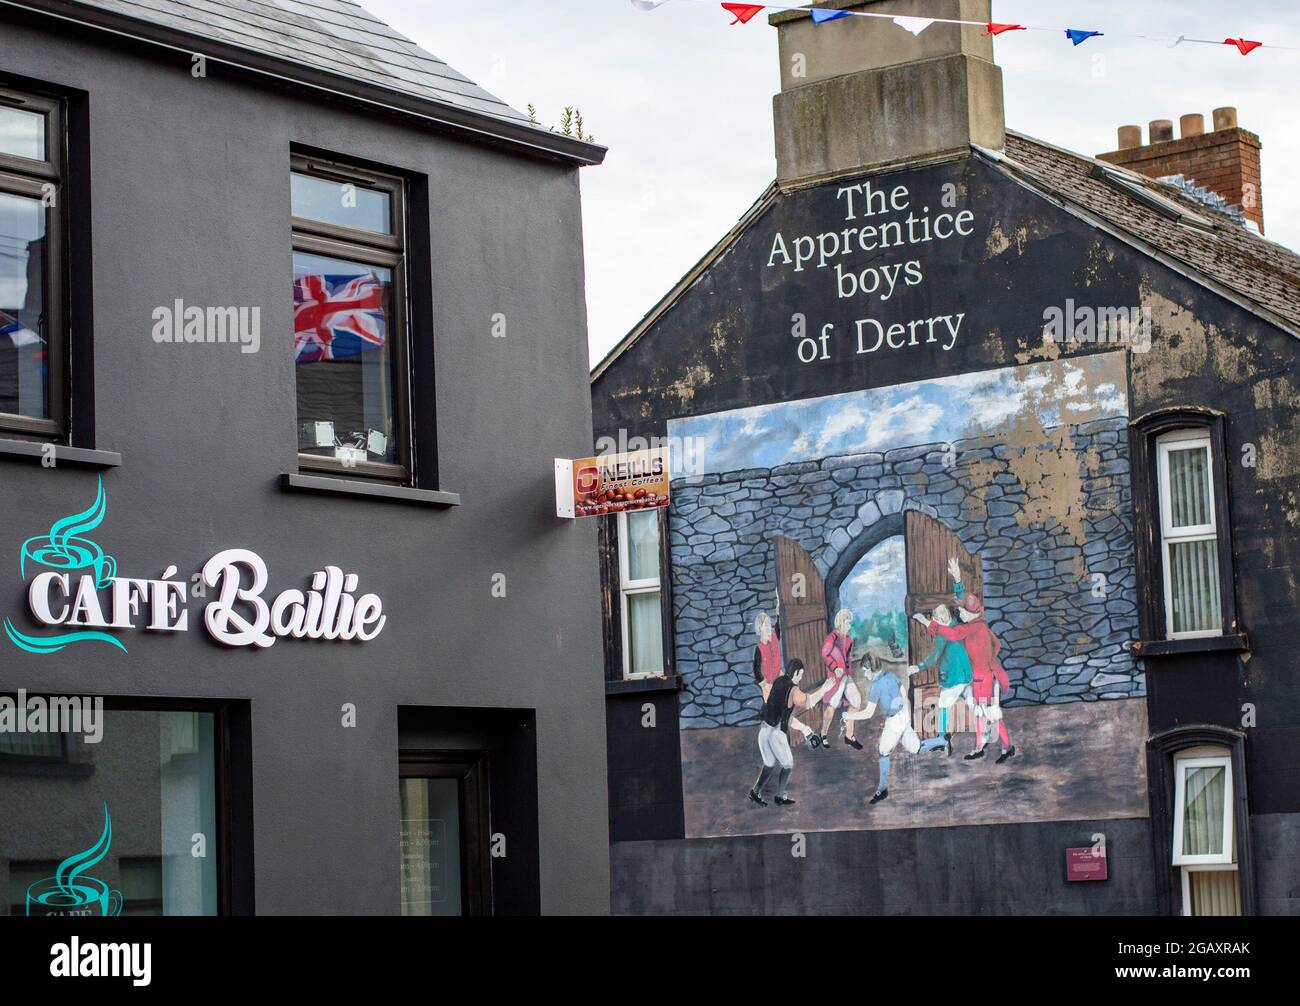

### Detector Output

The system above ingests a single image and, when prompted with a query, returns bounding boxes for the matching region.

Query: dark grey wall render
[0,16,609,914]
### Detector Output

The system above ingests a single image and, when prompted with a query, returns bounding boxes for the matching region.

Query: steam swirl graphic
[20,475,117,587]
[24,803,120,914]
[4,476,127,654]
[55,802,113,897]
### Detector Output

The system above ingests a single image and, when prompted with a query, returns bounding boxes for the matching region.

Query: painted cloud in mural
[674,354,1127,476]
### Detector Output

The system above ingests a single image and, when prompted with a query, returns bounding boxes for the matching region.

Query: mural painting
[667,351,1150,838]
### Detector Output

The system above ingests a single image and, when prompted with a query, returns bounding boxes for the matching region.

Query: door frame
[399,750,493,916]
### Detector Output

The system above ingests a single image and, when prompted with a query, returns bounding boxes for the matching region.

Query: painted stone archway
[667,421,1142,730]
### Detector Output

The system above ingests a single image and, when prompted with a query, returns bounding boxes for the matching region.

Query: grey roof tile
[67,0,532,125]
[1001,131,1300,330]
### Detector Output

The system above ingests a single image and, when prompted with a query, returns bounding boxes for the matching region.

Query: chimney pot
[1117,125,1142,150]
[1098,105,1264,234]
[1212,106,1238,131]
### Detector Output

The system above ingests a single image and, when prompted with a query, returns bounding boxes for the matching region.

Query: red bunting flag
[721,2,765,23]
[986,23,1026,36]
[1224,37,1262,55]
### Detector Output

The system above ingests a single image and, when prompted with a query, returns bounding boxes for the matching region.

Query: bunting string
[630,1,1297,54]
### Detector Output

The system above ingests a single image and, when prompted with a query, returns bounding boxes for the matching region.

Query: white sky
[364,0,1300,367]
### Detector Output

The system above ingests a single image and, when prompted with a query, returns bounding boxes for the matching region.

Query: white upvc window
[1172,754,1234,867]
[1172,751,1239,916]
[618,510,664,679]
[1156,430,1223,639]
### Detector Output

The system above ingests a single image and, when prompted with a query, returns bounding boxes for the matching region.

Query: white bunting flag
[630,0,670,10]
[892,16,936,36]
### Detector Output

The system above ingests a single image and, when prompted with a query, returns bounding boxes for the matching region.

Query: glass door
[398,754,491,916]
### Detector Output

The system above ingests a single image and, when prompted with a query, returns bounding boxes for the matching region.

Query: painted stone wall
[669,416,1141,728]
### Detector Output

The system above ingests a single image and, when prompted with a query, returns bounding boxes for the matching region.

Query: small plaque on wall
[1066,847,1108,882]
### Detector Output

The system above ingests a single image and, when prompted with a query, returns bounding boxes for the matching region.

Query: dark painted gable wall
[593,154,1300,914]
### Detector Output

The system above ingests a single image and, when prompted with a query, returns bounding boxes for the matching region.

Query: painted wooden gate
[903,511,983,740]
[773,536,827,744]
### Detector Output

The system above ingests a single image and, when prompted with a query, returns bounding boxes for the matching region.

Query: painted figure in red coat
[816,608,865,752]
[912,558,1017,763]
[751,612,784,702]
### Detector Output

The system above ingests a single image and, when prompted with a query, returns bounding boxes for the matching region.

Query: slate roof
[994,131,1300,335]
[62,0,532,125]
[593,130,1300,377]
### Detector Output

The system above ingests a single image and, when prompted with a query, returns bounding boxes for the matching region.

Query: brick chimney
[1097,107,1264,233]
[770,0,1005,189]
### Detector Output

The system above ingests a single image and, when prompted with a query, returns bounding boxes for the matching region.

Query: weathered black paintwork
[594,154,1300,914]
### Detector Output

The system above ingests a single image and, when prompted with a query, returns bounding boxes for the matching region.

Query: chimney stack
[1098,107,1264,233]
[770,0,1005,189]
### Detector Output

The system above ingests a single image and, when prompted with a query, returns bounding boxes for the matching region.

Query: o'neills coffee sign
[555,447,670,518]
[3,478,385,655]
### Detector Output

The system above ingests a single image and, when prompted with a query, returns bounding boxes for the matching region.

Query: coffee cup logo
[26,803,123,917]
[20,476,117,588]
[5,476,126,654]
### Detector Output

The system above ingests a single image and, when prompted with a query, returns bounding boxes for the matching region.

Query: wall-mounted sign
[3,477,386,655]
[555,447,670,518]
[1066,847,1108,882]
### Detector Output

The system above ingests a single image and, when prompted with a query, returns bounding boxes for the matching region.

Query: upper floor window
[291,155,411,482]
[1129,409,1242,655]
[618,509,664,678]
[1156,430,1222,638]
[0,86,65,441]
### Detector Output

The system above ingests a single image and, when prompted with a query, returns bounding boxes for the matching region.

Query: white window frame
[1179,863,1239,917]
[617,510,664,680]
[1171,754,1234,867]
[1156,430,1222,639]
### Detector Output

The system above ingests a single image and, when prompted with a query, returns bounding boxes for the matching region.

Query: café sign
[554,447,670,518]
[4,478,386,654]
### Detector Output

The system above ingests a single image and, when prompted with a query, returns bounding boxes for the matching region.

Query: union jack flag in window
[292,273,387,364]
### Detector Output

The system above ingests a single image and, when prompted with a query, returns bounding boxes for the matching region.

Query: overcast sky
[365,0,1300,367]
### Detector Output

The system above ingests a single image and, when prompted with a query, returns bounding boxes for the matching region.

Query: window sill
[1132,634,1248,658]
[279,473,460,507]
[0,438,121,469]
[606,674,682,696]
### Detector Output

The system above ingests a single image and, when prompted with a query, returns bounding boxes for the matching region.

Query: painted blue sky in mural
[669,352,1128,477]
[840,535,906,621]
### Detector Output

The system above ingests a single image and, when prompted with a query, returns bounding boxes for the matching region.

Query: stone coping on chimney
[1098,126,1262,163]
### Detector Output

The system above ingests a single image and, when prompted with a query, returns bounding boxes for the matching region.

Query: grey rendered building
[0,0,608,914]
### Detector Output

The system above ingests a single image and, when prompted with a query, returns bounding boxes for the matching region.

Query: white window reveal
[1156,430,1222,638]
[618,510,664,679]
